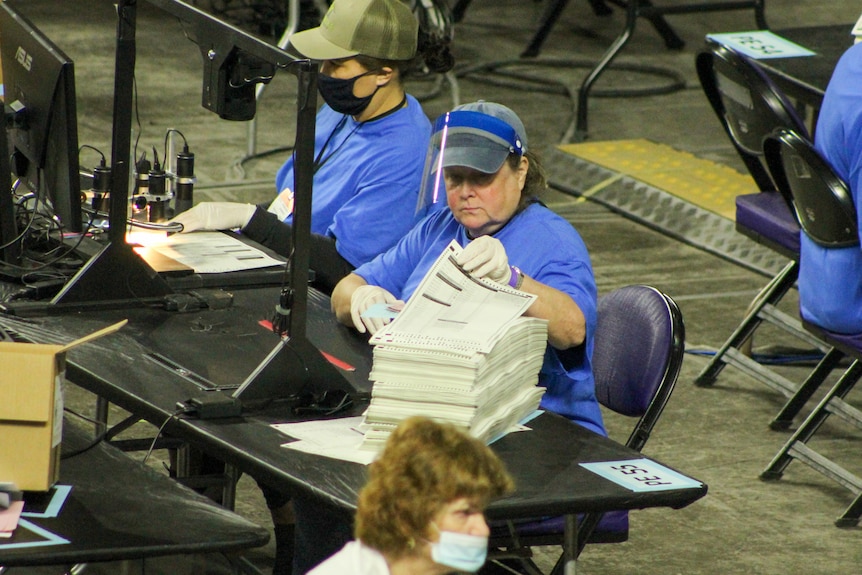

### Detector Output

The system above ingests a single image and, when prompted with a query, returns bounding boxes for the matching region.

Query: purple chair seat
[736,192,800,259]
[735,191,801,256]
[803,321,862,358]
[491,509,628,541]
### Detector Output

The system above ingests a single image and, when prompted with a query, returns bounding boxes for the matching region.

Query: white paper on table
[137,231,285,273]
[272,416,377,465]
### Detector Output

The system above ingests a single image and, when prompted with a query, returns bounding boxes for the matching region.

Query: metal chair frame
[694,45,831,427]
[760,128,862,527]
[488,284,685,574]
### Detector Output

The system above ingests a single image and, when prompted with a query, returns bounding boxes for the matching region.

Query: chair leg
[587,0,613,16]
[574,0,638,139]
[695,260,799,386]
[451,0,473,23]
[754,0,768,29]
[638,0,685,49]
[836,492,862,528]
[521,0,572,58]
[761,359,862,480]
[769,347,844,430]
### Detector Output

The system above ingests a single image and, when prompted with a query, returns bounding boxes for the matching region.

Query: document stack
[359,241,548,452]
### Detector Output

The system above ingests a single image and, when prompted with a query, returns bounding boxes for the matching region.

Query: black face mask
[317,70,380,116]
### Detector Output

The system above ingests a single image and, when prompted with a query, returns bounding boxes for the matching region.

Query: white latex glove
[350,284,400,335]
[170,202,256,233]
[455,235,511,284]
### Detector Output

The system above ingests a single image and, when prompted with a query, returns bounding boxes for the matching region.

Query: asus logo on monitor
[15,47,32,71]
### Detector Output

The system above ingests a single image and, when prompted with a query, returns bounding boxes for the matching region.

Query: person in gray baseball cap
[333,100,606,436]
[171,0,453,291]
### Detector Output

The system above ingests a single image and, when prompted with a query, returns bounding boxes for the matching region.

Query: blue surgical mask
[430,530,489,573]
[317,70,379,116]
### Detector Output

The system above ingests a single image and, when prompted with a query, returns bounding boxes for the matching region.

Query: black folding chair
[487,284,685,574]
[760,128,862,527]
[694,44,830,420]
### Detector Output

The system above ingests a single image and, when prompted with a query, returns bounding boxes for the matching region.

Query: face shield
[415,110,526,218]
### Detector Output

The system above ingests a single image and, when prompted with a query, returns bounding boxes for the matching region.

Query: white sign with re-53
[706,30,817,59]
[580,458,703,492]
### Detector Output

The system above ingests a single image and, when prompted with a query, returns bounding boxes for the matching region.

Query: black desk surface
[0,287,706,520]
[0,418,269,567]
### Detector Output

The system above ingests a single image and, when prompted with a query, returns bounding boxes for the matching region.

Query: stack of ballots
[359,241,547,452]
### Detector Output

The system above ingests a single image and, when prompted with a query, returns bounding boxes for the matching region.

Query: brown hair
[354,417,514,557]
[507,149,547,213]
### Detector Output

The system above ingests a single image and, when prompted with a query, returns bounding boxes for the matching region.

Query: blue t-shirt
[803,42,862,333]
[354,203,607,436]
[274,95,431,267]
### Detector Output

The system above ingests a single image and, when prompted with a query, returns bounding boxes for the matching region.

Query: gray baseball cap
[436,101,528,174]
[290,0,418,61]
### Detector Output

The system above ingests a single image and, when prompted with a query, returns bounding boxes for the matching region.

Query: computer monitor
[0,1,82,243]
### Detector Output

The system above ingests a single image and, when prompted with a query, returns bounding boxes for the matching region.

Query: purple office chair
[487,284,685,574]
[694,45,830,415]
[760,129,862,527]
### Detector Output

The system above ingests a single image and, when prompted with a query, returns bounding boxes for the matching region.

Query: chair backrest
[763,129,859,248]
[696,44,810,193]
[592,285,685,452]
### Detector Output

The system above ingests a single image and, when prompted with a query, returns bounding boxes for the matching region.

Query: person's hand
[350,284,400,335]
[169,202,256,233]
[456,236,510,284]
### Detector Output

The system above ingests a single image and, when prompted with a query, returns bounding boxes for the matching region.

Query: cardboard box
[0,320,126,491]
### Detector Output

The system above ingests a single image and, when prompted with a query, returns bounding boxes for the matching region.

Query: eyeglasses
[292,389,354,416]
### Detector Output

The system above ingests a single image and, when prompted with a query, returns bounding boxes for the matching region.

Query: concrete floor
[8,0,862,573]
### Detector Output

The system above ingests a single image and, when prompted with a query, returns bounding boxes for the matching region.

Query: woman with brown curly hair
[308,416,514,575]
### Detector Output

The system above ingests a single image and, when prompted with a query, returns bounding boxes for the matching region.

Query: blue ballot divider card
[0,485,71,549]
[706,30,817,59]
[580,458,703,492]
[361,301,402,320]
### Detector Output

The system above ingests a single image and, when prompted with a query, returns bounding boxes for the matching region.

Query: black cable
[60,407,109,460]
[457,57,686,98]
[270,246,295,337]
[229,145,295,180]
[142,407,188,467]
[455,57,686,143]
[80,205,184,233]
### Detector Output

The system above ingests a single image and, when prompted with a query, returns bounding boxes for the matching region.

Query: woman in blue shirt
[331,101,607,436]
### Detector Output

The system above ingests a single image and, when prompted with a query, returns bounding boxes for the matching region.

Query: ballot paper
[271,414,540,465]
[133,231,284,274]
[272,417,376,465]
[361,240,548,451]
[369,240,538,354]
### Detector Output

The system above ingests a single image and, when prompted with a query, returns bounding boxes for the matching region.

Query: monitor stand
[0,113,22,269]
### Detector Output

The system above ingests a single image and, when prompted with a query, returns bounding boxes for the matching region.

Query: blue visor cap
[431,110,526,174]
